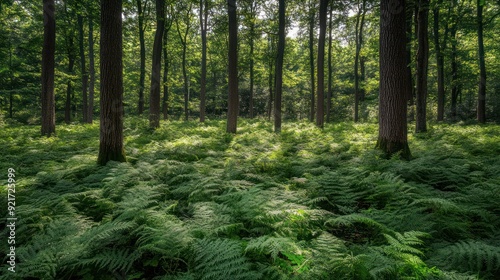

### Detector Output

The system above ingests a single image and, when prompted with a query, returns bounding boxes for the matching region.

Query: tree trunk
[162,17,170,120]
[433,0,444,121]
[41,0,56,137]
[450,23,458,119]
[326,4,333,122]
[176,8,192,122]
[308,2,315,122]
[87,11,95,123]
[78,15,88,122]
[226,0,238,133]
[477,0,486,123]
[274,0,285,133]
[415,0,429,133]
[200,0,208,122]
[149,0,165,129]
[137,0,146,114]
[354,0,366,123]
[267,36,274,121]
[376,0,411,160]
[98,0,126,165]
[65,41,75,124]
[316,0,327,128]
[249,2,255,118]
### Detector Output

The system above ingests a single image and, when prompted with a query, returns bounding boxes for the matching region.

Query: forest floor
[1,118,500,279]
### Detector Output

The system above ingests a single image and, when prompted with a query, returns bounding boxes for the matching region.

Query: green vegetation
[1,118,499,279]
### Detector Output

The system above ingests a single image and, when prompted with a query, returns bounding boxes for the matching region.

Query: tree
[175,2,192,121]
[316,0,327,128]
[149,0,165,129]
[41,0,56,137]
[376,0,411,159]
[308,0,315,122]
[78,13,88,122]
[162,3,174,120]
[415,0,429,133]
[326,3,333,122]
[226,0,238,133]
[433,0,445,121]
[274,0,285,133]
[136,0,147,114]
[477,0,486,123]
[199,0,209,122]
[354,0,367,123]
[98,0,126,165]
[87,3,95,123]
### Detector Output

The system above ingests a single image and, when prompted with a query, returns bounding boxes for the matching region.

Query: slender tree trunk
[477,0,486,123]
[88,12,95,123]
[78,15,88,122]
[200,0,208,122]
[227,0,238,133]
[176,8,191,121]
[308,2,315,122]
[267,36,274,121]
[137,0,146,114]
[354,0,366,123]
[415,0,429,133]
[433,0,444,121]
[41,0,56,137]
[274,0,285,132]
[316,0,327,128]
[65,42,75,124]
[162,20,170,120]
[98,0,126,165]
[450,24,458,119]
[326,4,333,122]
[149,0,165,129]
[249,3,255,118]
[376,0,411,160]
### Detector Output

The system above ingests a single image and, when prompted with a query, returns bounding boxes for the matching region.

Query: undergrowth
[1,118,499,279]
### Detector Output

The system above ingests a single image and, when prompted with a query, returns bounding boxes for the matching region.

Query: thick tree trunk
[477,0,486,123]
[316,0,327,128]
[274,0,285,133]
[200,0,208,122]
[433,0,444,121]
[41,0,56,137]
[149,0,165,129]
[376,0,411,160]
[226,0,238,133]
[308,3,315,122]
[87,12,95,123]
[326,4,333,122]
[98,0,126,165]
[415,0,429,133]
[137,0,146,115]
[78,15,88,122]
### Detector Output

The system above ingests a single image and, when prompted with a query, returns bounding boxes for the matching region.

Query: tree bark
[415,0,429,133]
[162,8,172,121]
[226,0,238,133]
[78,15,88,122]
[176,6,192,121]
[65,36,75,124]
[316,0,327,128]
[354,0,366,123]
[376,0,411,160]
[200,0,208,122]
[477,0,486,123]
[137,0,146,114]
[326,4,333,122]
[87,10,95,123]
[274,0,285,133]
[149,0,165,129]
[98,0,126,165]
[41,0,56,137]
[433,0,444,121]
[308,1,315,122]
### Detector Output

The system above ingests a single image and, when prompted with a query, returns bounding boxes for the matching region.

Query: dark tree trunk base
[376,137,412,160]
